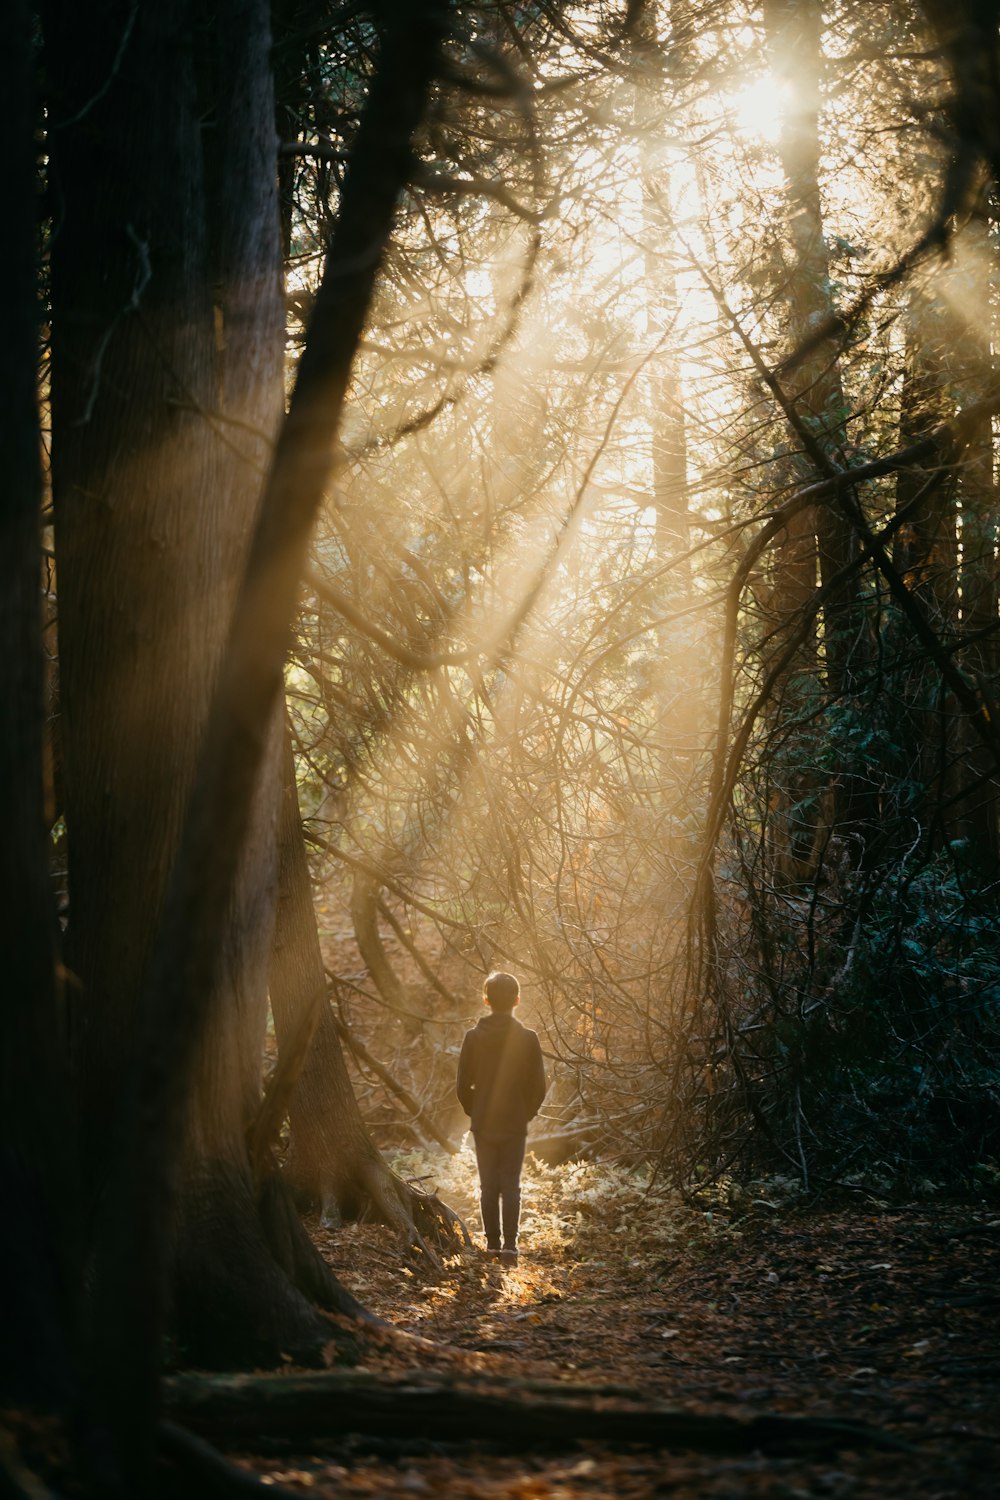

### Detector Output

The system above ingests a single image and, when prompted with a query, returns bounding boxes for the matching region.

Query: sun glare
[730,75,788,143]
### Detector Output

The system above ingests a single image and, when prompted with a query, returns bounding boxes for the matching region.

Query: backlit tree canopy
[281,0,1000,1186]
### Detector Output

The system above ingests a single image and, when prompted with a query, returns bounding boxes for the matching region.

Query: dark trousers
[473,1132,526,1250]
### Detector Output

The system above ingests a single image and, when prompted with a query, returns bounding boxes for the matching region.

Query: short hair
[483,971,519,1010]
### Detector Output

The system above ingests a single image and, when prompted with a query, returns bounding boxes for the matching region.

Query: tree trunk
[892,286,959,856]
[763,0,874,866]
[43,0,222,1192]
[892,233,999,865]
[915,4,1000,866]
[765,0,857,628]
[0,0,75,1414]
[167,0,333,1373]
[43,2,449,1483]
[270,730,466,1252]
[634,0,698,780]
[41,0,338,1390]
[949,220,1000,865]
[350,870,417,1029]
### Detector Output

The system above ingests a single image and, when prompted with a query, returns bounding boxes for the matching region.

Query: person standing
[457,971,546,1263]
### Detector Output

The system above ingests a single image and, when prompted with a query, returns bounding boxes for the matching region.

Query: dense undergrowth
[390,1142,724,1262]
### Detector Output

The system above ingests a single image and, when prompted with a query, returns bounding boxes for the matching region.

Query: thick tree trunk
[891,243,999,865]
[948,224,1000,865]
[42,2,450,1482]
[97,4,445,1476]
[915,5,1000,866]
[955,495,1000,863]
[0,0,75,1414]
[43,0,222,1190]
[167,0,333,1372]
[42,0,337,1393]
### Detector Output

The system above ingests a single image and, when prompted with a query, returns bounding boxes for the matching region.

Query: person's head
[483,970,520,1012]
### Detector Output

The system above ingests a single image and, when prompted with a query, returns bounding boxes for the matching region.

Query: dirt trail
[238,1159,1000,1498]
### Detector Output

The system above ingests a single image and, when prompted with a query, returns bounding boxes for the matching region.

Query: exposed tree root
[256,1164,383,1333]
[165,1369,915,1457]
[344,1153,471,1271]
[158,1421,302,1499]
[169,1146,401,1374]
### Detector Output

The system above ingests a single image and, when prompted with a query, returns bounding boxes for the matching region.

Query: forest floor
[235,1150,1000,1499]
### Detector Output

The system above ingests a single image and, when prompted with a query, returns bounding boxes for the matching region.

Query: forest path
[244,1159,1000,1498]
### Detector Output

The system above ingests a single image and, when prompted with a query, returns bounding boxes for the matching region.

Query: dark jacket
[457,1011,546,1140]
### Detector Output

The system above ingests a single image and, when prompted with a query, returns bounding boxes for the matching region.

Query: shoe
[484,1244,502,1260]
[499,1247,519,1265]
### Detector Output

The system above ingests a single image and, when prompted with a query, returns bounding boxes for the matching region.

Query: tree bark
[765,0,857,634]
[633,0,699,795]
[166,1368,910,1456]
[350,870,415,1027]
[916,3,1000,866]
[0,0,74,1414]
[270,729,466,1250]
[763,0,874,869]
[43,0,222,1192]
[43,0,449,1485]
[41,0,334,1472]
[949,223,1000,865]
[108,0,447,1479]
[891,287,959,855]
[168,0,318,1374]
